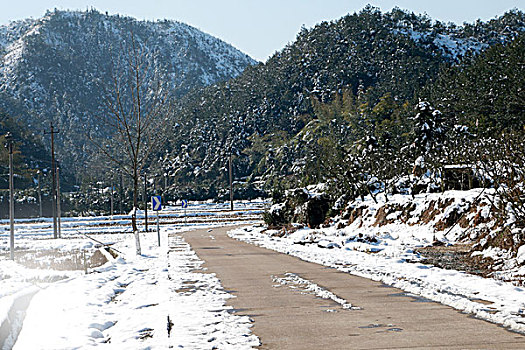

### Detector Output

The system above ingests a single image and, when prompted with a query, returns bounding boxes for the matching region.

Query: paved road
[184,226,525,349]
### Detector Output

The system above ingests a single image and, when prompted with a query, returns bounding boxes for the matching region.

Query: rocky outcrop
[264,187,332,229]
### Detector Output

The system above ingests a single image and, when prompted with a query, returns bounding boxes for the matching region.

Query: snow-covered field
[0,200,265,349]
[0,200,264,237]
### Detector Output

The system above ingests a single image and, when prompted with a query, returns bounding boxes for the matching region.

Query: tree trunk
[132,168,141,255]
[366,184,378,204]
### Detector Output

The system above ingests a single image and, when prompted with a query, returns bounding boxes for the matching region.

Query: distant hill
[158,6,524,199]
[0,9,256,179]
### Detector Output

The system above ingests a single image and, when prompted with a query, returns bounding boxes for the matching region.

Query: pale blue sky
[1,1,523,61]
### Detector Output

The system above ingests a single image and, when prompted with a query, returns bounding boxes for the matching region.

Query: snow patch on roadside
[272,272,359,311]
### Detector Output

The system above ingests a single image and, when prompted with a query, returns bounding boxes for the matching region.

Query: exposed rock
[263,187,333,229]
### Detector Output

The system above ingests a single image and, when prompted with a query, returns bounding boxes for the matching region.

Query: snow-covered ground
[3,193,525,347]
[0,200,265,349]
[229,219,525,334]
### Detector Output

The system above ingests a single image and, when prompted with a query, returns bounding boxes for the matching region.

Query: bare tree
[91,32,171,254]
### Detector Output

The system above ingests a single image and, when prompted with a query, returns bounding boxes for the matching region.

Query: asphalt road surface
[183,226,525,349]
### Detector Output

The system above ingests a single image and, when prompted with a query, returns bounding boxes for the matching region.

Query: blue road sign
[181,199,188,209]
[152,196,162,211]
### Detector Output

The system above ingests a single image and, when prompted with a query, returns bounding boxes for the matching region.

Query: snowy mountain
[0,9,256,176]
[158,7,524,199]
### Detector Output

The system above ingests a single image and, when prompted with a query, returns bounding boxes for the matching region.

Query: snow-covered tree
[411,100,446,175]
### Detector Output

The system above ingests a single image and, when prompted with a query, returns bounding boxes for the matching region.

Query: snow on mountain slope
[395,28,489,60]
[0,9,257,172]
[0,9,256,97]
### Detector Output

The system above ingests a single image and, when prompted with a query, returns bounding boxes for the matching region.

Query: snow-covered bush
[477,132,525,232]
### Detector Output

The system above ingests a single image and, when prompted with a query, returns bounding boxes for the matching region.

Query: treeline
[0,111,51,190]
[157,7,524,200]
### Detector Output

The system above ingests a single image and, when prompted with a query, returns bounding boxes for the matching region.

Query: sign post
[182,199,188,225]
[151,196,162,246]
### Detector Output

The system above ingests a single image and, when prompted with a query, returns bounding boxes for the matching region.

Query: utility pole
[229,151,233,211]
[143,172,148,232]
[119,171,123,214]
[45,123,59,239]
[56,162,62,238]
[37,169,42,217]
[110,181,114,218]
[5,133,15,260]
